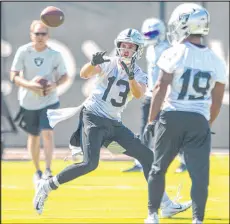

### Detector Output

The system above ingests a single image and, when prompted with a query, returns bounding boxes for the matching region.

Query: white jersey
[11,43,67,110]
[157,41,227,120]
[84,57,147,121]
[145,40,170,97]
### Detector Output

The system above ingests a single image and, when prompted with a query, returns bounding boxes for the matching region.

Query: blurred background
[1,1,229,150]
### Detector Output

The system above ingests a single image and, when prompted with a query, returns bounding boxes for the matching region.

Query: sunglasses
[33,32,48,36]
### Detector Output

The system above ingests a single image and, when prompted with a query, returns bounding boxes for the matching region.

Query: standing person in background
[145,3,227,223]
[124,17,187,173]
[10,20,69,183]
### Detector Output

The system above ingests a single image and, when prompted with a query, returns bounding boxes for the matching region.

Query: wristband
[128,72,134,80]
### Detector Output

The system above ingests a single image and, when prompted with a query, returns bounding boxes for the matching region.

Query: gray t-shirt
[11,43,67,110]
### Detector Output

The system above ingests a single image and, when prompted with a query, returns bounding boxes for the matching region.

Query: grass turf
[1,154,229,223]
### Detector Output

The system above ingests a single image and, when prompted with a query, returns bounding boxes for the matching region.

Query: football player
[33,28,191,217]
[124,17,187,173]
[145,3,227,223]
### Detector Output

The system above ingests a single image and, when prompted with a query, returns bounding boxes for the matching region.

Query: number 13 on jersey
[178,68,211,100]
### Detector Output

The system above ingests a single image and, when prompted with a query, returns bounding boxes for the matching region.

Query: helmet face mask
[116,44,138,65]
[141,18,166,46]
[167,3,210,46]
[114,28,144,66]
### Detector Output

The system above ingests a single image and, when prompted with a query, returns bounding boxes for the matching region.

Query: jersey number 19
[178,68,211,100]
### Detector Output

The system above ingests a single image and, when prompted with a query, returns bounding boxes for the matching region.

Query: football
[36,77,49,87]
[32,76,49,96]
[40,6,64,27]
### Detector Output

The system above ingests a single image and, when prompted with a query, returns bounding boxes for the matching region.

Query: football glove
[91,51,110,66]
[143,120,157,144]
[120,57,135,80]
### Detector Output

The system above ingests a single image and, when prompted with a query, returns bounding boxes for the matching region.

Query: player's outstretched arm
[80,62,101,79]
[80,51,110,79]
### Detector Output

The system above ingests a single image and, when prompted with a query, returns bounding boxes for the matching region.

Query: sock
[36,170,42,175]
[148,209,158,216]
[48,176,60,190]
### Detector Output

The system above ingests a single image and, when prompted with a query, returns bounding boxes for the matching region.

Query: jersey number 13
[102,76,130,107]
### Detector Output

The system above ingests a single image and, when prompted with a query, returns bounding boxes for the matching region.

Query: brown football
[35,77,49,96]
[40,6,64,27]
[35,77,49,87]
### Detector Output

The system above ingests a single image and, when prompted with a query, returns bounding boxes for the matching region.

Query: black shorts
[14,102,60,136]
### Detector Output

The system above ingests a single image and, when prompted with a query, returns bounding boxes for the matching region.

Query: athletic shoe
[122,164,143,172]
[192,219,202,223]
[42,168,53,180]
[33,170,43,186]
[63,144,83,161]
[33,179,49,215]
[161,200,192,218]
[69,143,83,156]
[175,163,187,173]
[145,213,159,223]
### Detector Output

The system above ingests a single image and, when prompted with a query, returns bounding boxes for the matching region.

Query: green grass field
[2,154,229,223]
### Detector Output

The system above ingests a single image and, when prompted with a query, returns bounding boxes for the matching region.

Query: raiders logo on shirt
[34,57,44,67]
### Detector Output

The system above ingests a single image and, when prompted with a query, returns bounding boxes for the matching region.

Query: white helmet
[114,28,144,65]
[167,3,210,46]
[141,17,166,46]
